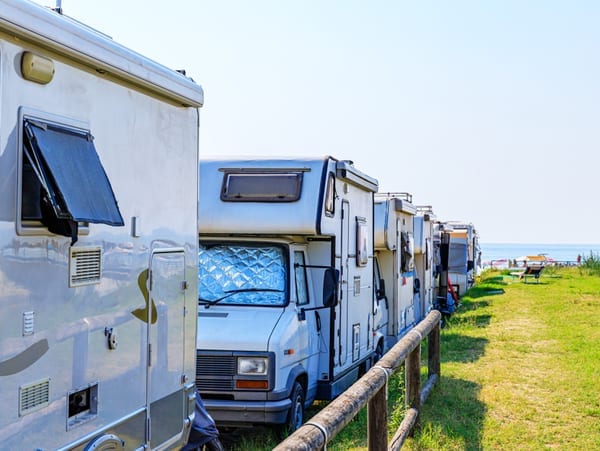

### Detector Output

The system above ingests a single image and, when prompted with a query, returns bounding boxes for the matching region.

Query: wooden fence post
[405,344,421,434]
[428,321,440,378]
[368,383,388,451]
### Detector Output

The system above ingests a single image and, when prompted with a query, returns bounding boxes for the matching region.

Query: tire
[285,381,305,433]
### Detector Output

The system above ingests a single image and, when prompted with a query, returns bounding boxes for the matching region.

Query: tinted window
[22,118,124,242]
[294,251,309,306]
[356,217,369,267]
[221,172,302,202]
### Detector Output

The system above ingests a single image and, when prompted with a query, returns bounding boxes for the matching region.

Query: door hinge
[182,280,188,291]
[148,343,152,367]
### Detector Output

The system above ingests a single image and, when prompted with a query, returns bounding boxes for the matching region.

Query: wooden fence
[274,310,442,450]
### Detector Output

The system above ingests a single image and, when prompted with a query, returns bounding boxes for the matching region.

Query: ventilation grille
[70,246,102,287]
[196,354,236,392]
[23,311,35,336]
[20,378,50,416]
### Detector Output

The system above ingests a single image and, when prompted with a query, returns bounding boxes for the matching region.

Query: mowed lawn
[404,267,600,450]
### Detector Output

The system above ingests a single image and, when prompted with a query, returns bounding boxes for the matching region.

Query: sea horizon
[480,242,600,266]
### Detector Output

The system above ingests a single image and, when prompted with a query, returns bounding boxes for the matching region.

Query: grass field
[403,267,600,450]
[222,267,600,449]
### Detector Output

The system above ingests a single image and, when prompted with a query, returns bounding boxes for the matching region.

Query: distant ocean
[480,243,600,267]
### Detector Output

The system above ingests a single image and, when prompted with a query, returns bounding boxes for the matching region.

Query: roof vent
[70,246,102,287]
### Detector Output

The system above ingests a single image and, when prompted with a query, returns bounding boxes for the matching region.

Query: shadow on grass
[440,332,488,363]
[219,425,279,451]
[414,376,485,450]
[459,299,490,310]
[465,286,506,299]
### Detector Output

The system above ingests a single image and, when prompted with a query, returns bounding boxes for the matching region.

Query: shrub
[581,251,600,275]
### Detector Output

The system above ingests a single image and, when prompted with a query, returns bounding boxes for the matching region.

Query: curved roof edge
[0,0,204,107]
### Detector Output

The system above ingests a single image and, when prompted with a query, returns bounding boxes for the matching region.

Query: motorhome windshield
[198,243,287,306]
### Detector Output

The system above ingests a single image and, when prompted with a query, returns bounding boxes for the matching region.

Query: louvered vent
[19,378,50,416]
[70,246,102,287]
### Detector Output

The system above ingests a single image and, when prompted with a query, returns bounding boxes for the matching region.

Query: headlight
[237,357,268,375]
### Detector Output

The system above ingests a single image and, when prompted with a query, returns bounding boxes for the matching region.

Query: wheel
[285,381,305,433]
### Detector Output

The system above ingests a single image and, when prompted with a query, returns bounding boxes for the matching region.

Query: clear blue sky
[34,0,600,244]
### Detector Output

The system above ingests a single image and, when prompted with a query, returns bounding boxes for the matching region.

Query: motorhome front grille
[19,378,50,416]
[196,354,236,391]
[197,379,234,391]
[196,355,237,376]
[70,246,102,287]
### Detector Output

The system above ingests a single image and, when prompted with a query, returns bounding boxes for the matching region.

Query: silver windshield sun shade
[198,244,287,306]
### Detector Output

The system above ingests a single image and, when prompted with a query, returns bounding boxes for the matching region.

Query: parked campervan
[431,220,459,316]
[0,1,203,449]
[373,193,418,352]
[446,222,479,297]
[414,206,437,321]
[196,156,379,431]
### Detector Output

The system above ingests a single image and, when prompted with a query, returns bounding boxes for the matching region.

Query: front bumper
[203,398,292,426]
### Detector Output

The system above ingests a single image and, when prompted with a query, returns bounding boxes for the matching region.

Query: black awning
[24,119,124,239]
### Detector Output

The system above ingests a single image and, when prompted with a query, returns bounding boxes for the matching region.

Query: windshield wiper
[199,288,284,308]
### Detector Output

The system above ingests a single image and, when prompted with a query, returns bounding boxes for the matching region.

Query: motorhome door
[292,248,320,400]
[336,200,350,368]
[147,249,187,447]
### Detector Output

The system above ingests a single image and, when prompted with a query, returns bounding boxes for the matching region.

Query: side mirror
[413,278,421,294]
[322,268,339,308]
[376,278,386,300]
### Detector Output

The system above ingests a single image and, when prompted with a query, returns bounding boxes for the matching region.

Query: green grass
[404,268,600,450]
[220,268,600,449]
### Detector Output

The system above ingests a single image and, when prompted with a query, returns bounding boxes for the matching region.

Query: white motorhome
[0,1,203,449]
[196,156,379,430]
[431,220,459,316]
[373,193,417,351]
[414,206,437,321]
[446,222,478,297]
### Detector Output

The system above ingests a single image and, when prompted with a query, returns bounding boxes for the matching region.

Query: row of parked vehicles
[0,1,480,449]
[195,157,481,434]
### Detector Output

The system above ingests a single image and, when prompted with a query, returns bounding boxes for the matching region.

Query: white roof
[0,0,204,107]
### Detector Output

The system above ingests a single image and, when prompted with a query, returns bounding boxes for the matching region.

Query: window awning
[24,119,124,239]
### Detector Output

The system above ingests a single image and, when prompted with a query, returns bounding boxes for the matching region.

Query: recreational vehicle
[196,156,379,431]
[414,206,437,321]
[431,220,459,316]
[0,1,203,449]
[446,222,479,297]
[373,193,417,351]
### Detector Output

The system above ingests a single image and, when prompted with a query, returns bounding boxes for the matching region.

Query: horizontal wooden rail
[274,310,442,450]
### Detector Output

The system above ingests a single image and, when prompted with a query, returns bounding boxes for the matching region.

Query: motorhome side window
[221,171,303,202]
[198,243,288,306]
[356,217,368,267]
[294,251,309,306]
[19,117,124,243]
[324,172,335,216]
[400,231,414,272]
